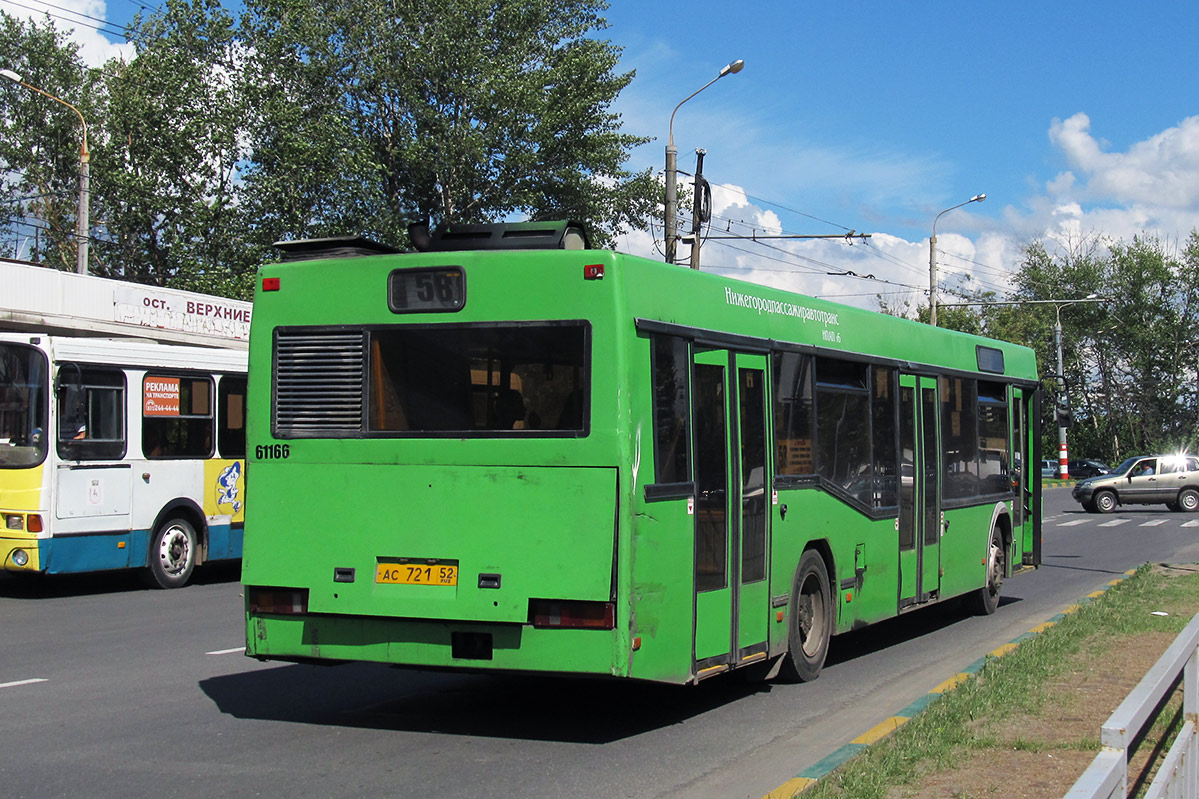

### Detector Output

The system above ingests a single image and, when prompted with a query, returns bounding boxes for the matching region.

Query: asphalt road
[2,488,1197,799]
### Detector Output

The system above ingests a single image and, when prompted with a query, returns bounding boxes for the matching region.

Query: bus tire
[966,526,1005,616]
[144,517,197,589]
[778,550,832,683]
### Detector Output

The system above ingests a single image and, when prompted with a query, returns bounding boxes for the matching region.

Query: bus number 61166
[255,443,290,459]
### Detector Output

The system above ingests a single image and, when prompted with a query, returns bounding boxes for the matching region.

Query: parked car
[1068,459,1110,478]
[1041,459,1059,479]
[1071,454,1199,513]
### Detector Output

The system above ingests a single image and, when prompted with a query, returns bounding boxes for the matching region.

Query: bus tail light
[530,599,614,630]
[583,264,604,280]
[262,277,281,292]
[247,586,309,615]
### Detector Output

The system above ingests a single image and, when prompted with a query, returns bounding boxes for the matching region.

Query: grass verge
[797,563,1199,799]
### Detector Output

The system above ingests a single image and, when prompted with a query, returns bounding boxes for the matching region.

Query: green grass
[796,564,1199,798]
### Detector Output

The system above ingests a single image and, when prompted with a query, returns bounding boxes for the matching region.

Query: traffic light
[1054,396,1073,427]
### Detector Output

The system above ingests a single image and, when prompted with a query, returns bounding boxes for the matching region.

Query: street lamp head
[0,69,22,83]
[720,59,745,77]
[970,193,986,203]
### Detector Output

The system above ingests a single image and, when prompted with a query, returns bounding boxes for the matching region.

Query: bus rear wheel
[144,517,197,589]
[966,526,1005,616]
[778,550,832,683]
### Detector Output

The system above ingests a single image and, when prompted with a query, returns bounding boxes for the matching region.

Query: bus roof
[0,332,247,372]
[0,260,251,349]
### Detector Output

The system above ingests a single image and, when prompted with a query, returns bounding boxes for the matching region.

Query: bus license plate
[375,562,458,586]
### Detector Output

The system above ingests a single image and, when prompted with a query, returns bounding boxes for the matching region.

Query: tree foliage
[0,0,656,294]
[94,0,249,295]
[238,0,655,250]
[999,234,1199,462]
[882,232,1199,463]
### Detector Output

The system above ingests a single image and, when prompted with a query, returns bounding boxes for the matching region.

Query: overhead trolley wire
[0,0,129,37]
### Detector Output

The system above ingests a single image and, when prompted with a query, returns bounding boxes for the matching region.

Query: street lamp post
[929,193,985,326]
[1049,295,1100,480]
[664,59,743,266]
[1,68,90,275]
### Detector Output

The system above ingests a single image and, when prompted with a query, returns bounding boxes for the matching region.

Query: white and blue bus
[0,333,247,587]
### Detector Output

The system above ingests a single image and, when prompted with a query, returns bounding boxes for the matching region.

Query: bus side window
[650,335,690,485]
[773,351,814,477]
[56,364,126,461]
[143,374,214,459]
[218,376,247,458]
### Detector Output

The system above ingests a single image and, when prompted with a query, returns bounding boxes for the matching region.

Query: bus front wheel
[778,550,832,683]
[145,517,197,589]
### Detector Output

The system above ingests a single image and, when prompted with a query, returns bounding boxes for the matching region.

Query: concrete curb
[761,569,1137,798]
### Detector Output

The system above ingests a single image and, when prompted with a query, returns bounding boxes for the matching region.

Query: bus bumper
[0,534,41,573]
[245,612,629,679]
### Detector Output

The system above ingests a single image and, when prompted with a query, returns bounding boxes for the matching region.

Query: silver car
[1072,455,1199,513]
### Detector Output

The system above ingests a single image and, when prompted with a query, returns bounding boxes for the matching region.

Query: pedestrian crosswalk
[1047,514,1199,529]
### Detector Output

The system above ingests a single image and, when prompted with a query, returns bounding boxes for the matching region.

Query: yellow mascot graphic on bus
[204,459,245,521]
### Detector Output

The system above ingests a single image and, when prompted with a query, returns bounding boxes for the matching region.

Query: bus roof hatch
[274,236,400,262]
[410,221,590,252]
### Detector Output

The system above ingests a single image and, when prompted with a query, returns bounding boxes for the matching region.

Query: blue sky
[13,0,1199,309]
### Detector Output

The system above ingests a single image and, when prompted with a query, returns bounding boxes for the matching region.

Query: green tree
[237,0,656,250]
[997,234,1199,463]
[0,13,94,270]
[93,0,251,296]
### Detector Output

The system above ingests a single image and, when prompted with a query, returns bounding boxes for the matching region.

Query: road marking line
[1099,519,1130,527]
[205,647,244,656]
[1183,521,1199,528]
[1140,520,1167,527]
[0,678,48,689]
[1058,519,1089,526]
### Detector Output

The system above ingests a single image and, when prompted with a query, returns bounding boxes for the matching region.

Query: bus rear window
[368,323,589,436]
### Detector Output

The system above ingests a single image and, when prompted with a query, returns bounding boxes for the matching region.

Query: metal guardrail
[1065,611,1199,798]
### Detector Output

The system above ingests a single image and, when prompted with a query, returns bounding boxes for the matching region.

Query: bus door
[898,375,940,607]
[1012,387,1039,567]
[691,348,771,674]
[1019,387,1042,567]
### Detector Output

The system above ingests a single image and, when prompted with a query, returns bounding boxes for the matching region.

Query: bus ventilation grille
[274,330,366,434]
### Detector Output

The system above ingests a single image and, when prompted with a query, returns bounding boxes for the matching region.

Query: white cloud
[1049,112,1199,210]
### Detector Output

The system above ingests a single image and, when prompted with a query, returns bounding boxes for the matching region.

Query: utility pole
[688,149,708,270]
[1054,313,1070,479]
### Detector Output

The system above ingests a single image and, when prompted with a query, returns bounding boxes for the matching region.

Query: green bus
[242,221,1042,684]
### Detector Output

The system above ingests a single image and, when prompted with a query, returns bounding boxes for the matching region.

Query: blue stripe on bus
[40,523,242,575]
